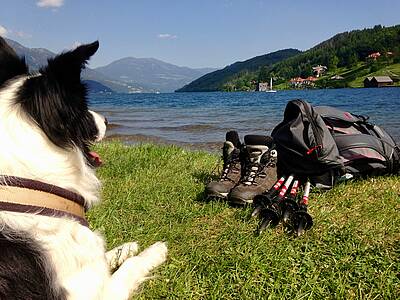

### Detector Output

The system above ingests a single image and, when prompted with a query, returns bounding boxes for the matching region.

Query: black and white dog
[0,37,167,299]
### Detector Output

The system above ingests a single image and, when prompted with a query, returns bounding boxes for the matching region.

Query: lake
[89,88,400,151]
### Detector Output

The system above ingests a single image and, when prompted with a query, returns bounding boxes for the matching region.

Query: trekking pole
[251,176,286,218]
[292,180,313,236]
[257,175,294,233]
[282,179,300,224]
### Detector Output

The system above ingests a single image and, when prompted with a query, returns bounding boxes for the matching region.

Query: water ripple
[90,88,400,147]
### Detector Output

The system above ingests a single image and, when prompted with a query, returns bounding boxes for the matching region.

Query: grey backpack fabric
[315,105,400,178]
[271,99,400,188]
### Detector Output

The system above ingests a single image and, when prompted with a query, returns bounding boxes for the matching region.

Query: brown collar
[0,176,89,227]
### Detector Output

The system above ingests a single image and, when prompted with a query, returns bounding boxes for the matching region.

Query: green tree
[370,62,379,73]
[328,55,339,70]
[347,52,358,67]
[258,66,269,82]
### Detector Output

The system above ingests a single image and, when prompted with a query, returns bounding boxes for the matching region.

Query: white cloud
[0,26,32,39]
[158,33,177,40]
[36,0,64,8]
[15,31,32,39]
[0,25,8,37]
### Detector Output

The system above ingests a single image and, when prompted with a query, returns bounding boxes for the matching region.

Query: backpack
[271,99,400,188]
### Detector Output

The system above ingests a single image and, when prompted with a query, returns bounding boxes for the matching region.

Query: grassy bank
[348,63,400,87]
[273,62,400,90]
[89,142,399,299]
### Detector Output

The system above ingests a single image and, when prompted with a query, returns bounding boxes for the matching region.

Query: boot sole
[229,196,253,206]
[206,192,228,201]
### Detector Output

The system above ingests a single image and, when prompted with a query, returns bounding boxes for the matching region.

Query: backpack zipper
[299,100,323,156]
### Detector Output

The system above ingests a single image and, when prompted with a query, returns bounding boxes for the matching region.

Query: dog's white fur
[0,76,167,299]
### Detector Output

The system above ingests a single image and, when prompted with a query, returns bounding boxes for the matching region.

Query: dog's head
[0,37,106,206]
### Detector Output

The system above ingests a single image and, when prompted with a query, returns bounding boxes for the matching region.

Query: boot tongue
[244,135,273,147]
[244,135,273,163]
[226,130,240,148]
[223,130,241,160]
[247,146,269,163]
[223,141,236,158]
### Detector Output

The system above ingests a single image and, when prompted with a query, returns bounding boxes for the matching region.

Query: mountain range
[5,38,216,93]
[95,57,215,93]
[7,24,399,93]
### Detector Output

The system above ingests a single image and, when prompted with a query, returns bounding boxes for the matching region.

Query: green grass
[322,62,400,88]
[348,63,400,87]
[274,62,400,90]
[89,142,400,299]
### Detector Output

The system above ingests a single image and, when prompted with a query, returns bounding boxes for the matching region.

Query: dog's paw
[106,242,139,271]
[138,241,168,269]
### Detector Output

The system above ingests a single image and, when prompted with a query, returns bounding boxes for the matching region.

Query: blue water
[89,88,400,148]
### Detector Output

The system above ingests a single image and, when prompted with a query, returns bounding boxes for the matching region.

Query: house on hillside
[289,77,304,88]
[367,52,381,61]
[330,75,344,80]
[364,77,373,87]
[289,76,317,88]
[304,76,317,87]
[312,65,327,77]
[363,76,393,87]
[257,82,270,92]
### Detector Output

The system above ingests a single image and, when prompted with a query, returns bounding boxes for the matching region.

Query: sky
[0,0,399,69]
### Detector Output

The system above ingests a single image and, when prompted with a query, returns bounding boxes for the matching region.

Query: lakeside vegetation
[178,24,400,92]
[176,49,301,92]
[89,142,399,299]
[274,62,400,90]
[259,25,400,89]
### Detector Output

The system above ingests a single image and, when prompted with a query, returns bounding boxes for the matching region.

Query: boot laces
[241,162,266,185]
[220,158,240,182]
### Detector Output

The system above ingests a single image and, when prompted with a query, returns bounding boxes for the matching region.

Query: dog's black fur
[0,38,28,88]
[0,37,167,299]
[0,229,67,300]
[0,37,100,165]
[0,38,100,299]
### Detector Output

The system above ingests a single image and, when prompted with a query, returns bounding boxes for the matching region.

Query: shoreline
[104,133,223,153]
[92,89,400,148]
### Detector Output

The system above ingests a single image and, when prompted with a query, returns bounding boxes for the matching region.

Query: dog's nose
[104,117,108,126]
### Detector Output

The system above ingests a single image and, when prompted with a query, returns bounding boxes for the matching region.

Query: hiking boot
[206,131,243,200]
[229,135,277,205]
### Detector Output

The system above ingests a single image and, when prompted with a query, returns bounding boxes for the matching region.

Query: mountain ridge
[94,57,216,93]
[5,38,215,93]
[176,48,302,92]
[176,24,400,91]
[221,24,400,90]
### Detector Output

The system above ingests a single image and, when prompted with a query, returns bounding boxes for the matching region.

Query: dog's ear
[41,41,99,82]
[16,41,100,150]
[0,36,29,87]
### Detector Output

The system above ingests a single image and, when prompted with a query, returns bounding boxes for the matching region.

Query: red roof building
[367,52,381,60]
[289,77,317,88]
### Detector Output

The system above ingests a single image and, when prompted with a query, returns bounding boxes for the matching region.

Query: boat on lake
[265,78,276,93]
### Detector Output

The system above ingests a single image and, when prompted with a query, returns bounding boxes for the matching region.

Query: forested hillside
[268,24,400,85]
[178,24,400,92]
[176,49,301,92]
